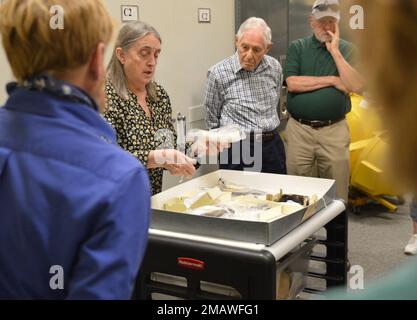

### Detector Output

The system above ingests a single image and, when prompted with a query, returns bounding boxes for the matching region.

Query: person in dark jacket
[0,0,151,299]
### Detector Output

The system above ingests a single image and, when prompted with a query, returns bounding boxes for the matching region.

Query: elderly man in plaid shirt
[204,17,286,174]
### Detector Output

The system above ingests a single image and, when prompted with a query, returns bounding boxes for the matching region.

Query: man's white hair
[236,17,272,47]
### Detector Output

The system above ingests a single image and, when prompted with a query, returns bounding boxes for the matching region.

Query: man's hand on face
[325,22,340,56]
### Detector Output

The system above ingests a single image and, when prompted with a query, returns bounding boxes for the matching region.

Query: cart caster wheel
[397,195,406,205]
[351,206,361,215]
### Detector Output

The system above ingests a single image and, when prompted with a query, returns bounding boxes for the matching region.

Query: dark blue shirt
[0,84,151,299]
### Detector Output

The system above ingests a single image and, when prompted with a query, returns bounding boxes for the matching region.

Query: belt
[249,130,276,142]
[293,117,345,129]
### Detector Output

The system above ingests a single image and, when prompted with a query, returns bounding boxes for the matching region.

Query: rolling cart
[135,200,347,300]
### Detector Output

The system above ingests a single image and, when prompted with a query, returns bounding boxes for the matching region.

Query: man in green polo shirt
[284,0,364,202]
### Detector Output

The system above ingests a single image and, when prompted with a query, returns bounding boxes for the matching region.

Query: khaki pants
[284,117,350,202]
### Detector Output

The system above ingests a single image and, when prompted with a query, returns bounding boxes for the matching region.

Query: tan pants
[284,117,350,202]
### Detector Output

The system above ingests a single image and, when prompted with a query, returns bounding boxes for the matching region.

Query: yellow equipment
[347,94,399,212]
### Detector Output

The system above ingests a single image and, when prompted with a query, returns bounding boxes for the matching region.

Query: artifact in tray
[218,178,267,196]
[218,179,318,207]
[163,187,229,214]
[161,179,318,222]
[266,189,318,207]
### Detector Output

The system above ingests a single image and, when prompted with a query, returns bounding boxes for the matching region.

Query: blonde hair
[107,21,162,102]
[354,1,417,192]
[0,0,114,82]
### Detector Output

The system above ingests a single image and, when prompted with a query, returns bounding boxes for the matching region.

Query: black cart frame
[135,206,348,300]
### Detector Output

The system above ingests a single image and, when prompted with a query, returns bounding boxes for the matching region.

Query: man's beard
[314,30,332,43]
[319,34,332,43]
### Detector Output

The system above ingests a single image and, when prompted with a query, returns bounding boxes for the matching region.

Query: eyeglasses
[313,1,340,12]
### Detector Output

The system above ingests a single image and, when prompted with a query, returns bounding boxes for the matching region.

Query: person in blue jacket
[0,0,151,299]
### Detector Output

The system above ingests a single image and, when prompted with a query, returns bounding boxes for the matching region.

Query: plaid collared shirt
[204,52,282,132]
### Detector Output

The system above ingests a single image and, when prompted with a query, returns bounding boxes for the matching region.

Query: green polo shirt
[284,35,356,121]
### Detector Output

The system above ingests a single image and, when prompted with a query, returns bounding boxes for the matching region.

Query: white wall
[0,0,235,189]
[1,1,235,110]
[0,0,13,103]
[0,39,14,106]
[104,0,235,123]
